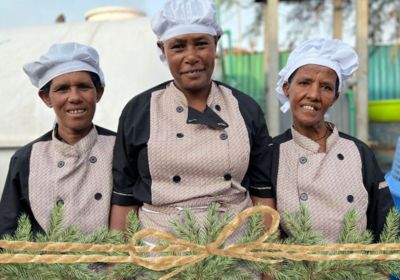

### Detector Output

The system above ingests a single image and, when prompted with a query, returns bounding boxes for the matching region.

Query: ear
[157,41,165,55]
[214,35,221,49]
[283,82,290,98]
[38,90,52,108]
[96,87,104,103]
[331,94,339,106]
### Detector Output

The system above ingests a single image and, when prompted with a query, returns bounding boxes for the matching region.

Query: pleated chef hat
[23,42,105,89]
[276,38,359,113]
[151,0,222,42]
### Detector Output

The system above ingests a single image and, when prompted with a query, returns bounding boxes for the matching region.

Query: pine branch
[201,203,233,245]
[170,208,201,243]
[379,208,400,243]
[13,214,32,242]
[282,204,322,245]
[45,202,65,242]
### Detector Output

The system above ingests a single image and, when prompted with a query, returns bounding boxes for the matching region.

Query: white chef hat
[276,38,359,113]
[151,0,223,42]
[23,42,105,89]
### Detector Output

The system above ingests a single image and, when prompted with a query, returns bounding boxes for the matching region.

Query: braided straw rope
[0,205,400,280]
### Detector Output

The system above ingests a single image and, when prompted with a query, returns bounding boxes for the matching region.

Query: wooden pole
[264,0,280,136]
[355,0,369,143]
[333,0,343,39]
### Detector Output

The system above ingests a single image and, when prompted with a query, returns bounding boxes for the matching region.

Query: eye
[196,41,209,47]
[77,83,93,90]
[322,84,334,91]
[298,80,309,86]
[52,85,68,93]
[171,43,185,50]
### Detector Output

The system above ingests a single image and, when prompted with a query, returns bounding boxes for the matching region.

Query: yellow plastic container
[368,99,400,122]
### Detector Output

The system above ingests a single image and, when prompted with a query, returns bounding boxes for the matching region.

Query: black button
[56,199,64,206]
[172,175,181,183]
[176,106,184,113]
[224,173,232,181]
[299,156,307,164]
[337,153,344,160]
[176,133,184,138]
[215,104,221,111]
[89,156,97,163]
[220,133,228,140]
[299,193,308,201]
[57,160,65,168]
[94,193,102,200]
[347,195,354,203]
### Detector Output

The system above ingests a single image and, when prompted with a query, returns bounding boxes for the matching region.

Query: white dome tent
[0,7,172,193]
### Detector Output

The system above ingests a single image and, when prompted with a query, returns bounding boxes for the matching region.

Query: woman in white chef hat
[0,42,116,236]
[270,38,394,243]
[110,1,274,277]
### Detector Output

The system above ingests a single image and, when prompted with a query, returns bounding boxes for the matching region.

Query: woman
[0,42,116,236]
[271,38,394,243]
[110,0,274,242]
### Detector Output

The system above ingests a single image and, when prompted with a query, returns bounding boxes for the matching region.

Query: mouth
[301,104,318,112]
[181,68,205,75]
[66,108,87,115]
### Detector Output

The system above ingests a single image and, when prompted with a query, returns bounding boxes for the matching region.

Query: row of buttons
[176,105,222,113]
[57,156,97,168]
[174,132,228,140]
[299,192,354,203]
[56,193,103,205]
[299,153,345,164]
[172,173,232,183]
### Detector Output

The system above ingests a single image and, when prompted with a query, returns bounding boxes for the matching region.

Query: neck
[175,82,212,112]
[56,124,93,145]
[293,122,326,139]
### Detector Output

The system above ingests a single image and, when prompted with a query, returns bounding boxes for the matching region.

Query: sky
[0,0,269,51]
[0,0,164,27]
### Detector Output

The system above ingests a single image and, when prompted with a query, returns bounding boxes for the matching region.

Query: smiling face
[39,71,103,143]
[160,33,218,97]
[283,64,338,134]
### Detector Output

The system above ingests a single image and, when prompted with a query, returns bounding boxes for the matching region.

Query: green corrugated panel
[222,51,290,109]
[368,46,400,100]
[222,46,400,106]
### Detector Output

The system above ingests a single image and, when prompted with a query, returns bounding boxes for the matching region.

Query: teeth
[302,105,315,111]
[186,70,202,74]
[68,109,85,114]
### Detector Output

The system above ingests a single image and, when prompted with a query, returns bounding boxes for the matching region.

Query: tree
[218,0,400,49]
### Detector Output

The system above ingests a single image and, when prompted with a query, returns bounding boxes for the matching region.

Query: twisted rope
[0,205,399,280]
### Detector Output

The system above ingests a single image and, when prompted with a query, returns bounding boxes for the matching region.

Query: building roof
[0,16,171,146]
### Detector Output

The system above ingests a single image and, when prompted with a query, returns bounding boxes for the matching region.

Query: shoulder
[338,131,373,156]
[214,80,262,110]
[95,125,116,136]
[272,129,293,145]
[122,80,171,114]
[12,130,53,164]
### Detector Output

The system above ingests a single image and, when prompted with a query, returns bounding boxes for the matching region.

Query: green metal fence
[369,46,400,100]
[221,46,400,108]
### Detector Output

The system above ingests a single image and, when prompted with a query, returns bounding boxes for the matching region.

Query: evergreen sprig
[1,203,400,279]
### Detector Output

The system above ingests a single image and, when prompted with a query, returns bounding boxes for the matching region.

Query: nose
[306,83,321,101]
[184,46,200,65]
[68,87,83,103]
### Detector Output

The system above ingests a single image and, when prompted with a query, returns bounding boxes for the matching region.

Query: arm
[110,104,146,232]
[361,145,394,242]
[250,196,276,229]
[109,205,139,232]
[0,156,24,237]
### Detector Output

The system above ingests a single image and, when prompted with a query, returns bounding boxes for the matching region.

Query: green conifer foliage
[0,203,399,279]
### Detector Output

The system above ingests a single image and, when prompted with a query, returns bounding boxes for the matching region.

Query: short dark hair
[39,72,103,93]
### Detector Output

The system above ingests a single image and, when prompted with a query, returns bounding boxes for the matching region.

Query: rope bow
[1,205,400,280]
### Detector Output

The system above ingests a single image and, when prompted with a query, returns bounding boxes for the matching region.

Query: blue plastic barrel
[386,137,400,280]
[386,137,400,208]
